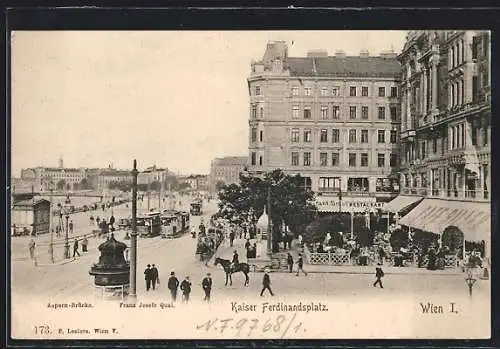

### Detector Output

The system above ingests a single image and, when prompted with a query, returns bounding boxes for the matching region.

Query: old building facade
[398,30,491,201]
[395,30,490,259]
[209,156,248,193]
[247,42,401,214]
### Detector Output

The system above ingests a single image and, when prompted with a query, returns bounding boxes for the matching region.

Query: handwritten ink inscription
[196,313,305,338]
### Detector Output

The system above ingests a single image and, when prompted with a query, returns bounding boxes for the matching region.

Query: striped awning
[383,195,423,214]
[398,198,490,242]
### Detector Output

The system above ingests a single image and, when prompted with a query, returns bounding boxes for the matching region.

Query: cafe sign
[314,196,384,213]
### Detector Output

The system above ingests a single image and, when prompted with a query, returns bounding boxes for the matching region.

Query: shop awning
[398,198,490,242]
[383,195,423,214]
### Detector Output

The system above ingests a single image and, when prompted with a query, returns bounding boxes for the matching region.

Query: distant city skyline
[11,30,406,177]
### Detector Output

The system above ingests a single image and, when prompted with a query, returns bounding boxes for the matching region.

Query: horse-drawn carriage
[195,227,224,262]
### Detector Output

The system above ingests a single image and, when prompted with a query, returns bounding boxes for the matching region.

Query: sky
[11,30,407,176]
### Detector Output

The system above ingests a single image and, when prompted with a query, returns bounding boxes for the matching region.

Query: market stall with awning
[398,198,490,242]
[383,195,424,214]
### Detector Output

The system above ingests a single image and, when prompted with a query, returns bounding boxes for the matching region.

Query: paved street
[11,194,490,305]
[11,195,215,298]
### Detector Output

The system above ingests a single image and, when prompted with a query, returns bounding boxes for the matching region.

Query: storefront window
[376,178,398,192]
[347,178,369,192]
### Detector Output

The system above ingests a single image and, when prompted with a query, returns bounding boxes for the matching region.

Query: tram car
[189,199,203,216]
[137,211,162,238]
[160,210,191,238]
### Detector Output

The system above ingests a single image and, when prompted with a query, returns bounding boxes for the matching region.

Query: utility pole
[147,176,151,212]
[129,160,139,301]
[267,185,272,254]
[158,175,162,211]
[49,187,54,263]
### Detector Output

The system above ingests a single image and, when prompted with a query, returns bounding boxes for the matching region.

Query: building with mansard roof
[247,41,402,220]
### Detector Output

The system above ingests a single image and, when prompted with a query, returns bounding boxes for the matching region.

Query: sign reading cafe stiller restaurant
[314,196,384,213]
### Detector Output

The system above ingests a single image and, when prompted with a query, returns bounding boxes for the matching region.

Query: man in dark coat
[73,239,81,258]
[260,270,274,296]
[180,276,192,303]
[168,271,179,302]
[373,263,384,288]
[230,250,239,272]
[202,273,213,302]
[144,264,152,291]
[229,230,235,247]
[287,252,294,273]
[151,264,159,290]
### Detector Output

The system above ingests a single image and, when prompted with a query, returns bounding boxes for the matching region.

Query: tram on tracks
[137,211,162,238]
[160,210,190,239]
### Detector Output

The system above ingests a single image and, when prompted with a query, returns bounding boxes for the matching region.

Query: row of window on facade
[401,165,489,198]
[403,122,489,163]
[448,35,487,70]
[318,176,398,192]
[283,128,398,144]
[285,151,398,168]
[253,85,398,98]
[251,104,399,121]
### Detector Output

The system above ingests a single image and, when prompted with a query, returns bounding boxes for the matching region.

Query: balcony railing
[402,187,489,201]
[317,188,397,196]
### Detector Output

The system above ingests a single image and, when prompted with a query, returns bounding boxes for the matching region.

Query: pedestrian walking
[81,236,88,252]
[168,272,179,303]
[69,220,74,234]
[373,263,384,288]
[287,252,294,273]
[202,273,212,302]
[151,264,159,290]
[144,265,152,291]
[296,253,308,276]
[89,215,94,226]
[28,238,36,260]
[260,269,274,296]
[109,214,115,229]
[73,239,81,258]
[96,216,101,226]
[180,276,192,303]
[229,230,235,247]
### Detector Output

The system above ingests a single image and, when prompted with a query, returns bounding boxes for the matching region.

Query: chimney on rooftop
[359,49,370,57]
[335,50,346,58]
[307,49,328,58]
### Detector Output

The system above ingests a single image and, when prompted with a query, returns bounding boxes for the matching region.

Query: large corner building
[247,41,401,214]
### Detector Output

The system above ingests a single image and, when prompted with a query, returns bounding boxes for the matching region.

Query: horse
[214,257,250,286]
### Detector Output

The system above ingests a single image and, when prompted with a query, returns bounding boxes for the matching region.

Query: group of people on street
[145,267,214,304]
[144,264,160,291]
[286,252,308,276]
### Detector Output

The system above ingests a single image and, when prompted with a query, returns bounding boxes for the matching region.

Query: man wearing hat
[373,263,384,288]
[230,250,239,272]
[144,264,152,291]
[260,269,274,296]
[168,271,179,303]
[202,272,213,302]
[180,276,192,303]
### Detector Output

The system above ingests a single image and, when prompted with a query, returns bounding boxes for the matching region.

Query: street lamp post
[129,160,139,301]
[64,206,70,259]
[49,187,54,263]
[267,185,272,254]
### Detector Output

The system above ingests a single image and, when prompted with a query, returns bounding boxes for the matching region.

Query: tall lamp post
[49,185,54,263]
[63,203,71,259]
[129,160,139,301]
[267,185,272,254]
